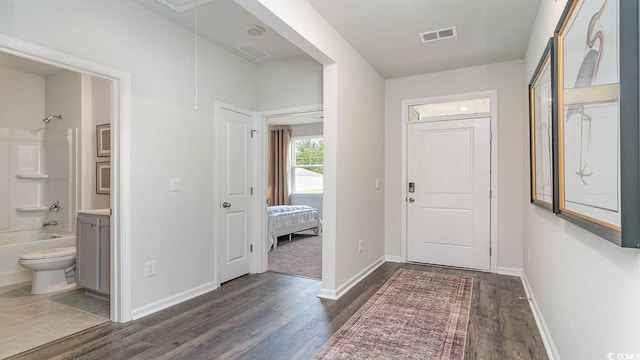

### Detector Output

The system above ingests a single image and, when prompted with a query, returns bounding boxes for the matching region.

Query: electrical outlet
[358,240,363,253]
[527,248,531,263]
[145,260,156,277]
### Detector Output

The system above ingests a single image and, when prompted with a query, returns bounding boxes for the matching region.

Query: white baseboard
[521,273,561,360]
[0,270,31,288]
[497,266,522,277]
[384,255,404,263]
[318,256,386,300]
[131,281,218,320]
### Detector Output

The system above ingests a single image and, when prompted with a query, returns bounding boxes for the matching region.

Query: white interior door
[219,107,253,283]
[407,117,491,270]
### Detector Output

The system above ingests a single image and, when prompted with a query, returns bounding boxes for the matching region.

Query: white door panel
[407,118,491,270]
[219,107,252,283]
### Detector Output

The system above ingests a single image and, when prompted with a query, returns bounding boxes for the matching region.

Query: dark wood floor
[9,263,548,360]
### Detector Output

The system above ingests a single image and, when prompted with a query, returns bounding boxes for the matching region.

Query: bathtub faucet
[49,200,60,213]
[42,220,61,227]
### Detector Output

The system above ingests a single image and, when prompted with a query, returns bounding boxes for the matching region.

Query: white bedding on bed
[268,205,321,250]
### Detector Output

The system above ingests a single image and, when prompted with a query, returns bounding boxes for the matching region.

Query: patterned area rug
[268,233,322,279]
[314,269,473,360]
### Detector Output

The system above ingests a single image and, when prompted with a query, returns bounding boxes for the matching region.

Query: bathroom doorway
[0,50,116,357]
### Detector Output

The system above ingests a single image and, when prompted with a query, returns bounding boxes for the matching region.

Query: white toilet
[19,247,76,295]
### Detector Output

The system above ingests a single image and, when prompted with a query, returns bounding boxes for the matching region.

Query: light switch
[375,179,382,189]
[170,177,180,192]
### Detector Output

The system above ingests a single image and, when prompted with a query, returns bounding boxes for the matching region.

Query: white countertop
[77,209,111,216]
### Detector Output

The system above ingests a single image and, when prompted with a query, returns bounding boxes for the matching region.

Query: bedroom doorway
[263,109,324,280]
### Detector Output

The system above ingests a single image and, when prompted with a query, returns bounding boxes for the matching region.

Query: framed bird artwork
[554,0,639,248]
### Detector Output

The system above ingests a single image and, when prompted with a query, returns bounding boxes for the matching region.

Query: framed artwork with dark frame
[96,123,111,157]
[96,162,110,195]
[555,0,639,247]
[529,38,556,212]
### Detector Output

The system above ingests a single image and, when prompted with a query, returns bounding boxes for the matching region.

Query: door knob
[222,202,232,208]
[409,198,415,203]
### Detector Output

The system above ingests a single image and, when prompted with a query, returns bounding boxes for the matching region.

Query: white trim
[400,90,499,273]
[318,256,385,300]
[255,104,324,276]
[214,102,256,284]
[497,267,523,277]
[384,255,404,263]
[0,34,132,322]
[131,281,219,320]
[521,272,560,360]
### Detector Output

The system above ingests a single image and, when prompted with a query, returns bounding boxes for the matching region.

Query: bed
[268,205,321,250]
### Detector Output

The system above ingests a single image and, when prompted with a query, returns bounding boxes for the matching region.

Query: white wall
[238,0,386,294]
[255,54,322,111]
[523,1,640,358]
[0,64,44,130]
[84,76,111,211]
[290,122,323,137]
[0,0,256,312]
[385,60,526,270]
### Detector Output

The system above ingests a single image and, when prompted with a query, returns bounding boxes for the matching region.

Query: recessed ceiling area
[268,111,324,126]
[0,52,62,76]
[130,0,305,63]
[307,0,542,78]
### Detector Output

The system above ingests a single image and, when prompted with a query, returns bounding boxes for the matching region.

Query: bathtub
[0,230,76,287]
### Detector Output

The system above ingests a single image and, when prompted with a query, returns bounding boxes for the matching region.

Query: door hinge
[490,190,492,199]
[250,187,254,195]
[490,247,492,256]
[250,129,257,138]
[250,244,253,252]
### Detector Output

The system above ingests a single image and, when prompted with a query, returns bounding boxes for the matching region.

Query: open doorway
[0,49,119,357]
[265,111,324,280]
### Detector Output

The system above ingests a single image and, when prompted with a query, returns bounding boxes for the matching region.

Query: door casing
[400,90,498,273]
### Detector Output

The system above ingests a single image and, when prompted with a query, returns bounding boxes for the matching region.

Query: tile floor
[0,283,109,359]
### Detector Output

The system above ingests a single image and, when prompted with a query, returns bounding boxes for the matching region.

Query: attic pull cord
[194,0,199,110]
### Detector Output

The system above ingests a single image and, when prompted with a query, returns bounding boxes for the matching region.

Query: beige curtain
[268,128,290,205]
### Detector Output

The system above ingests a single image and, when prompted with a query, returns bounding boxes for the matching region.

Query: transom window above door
[409,97,491,122]
[291,136,323,194]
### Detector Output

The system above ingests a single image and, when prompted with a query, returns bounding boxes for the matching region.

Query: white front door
[407,117,491,270]
[219,107,253,283]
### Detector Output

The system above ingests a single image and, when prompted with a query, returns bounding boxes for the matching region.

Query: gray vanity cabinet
[76,214,110,294]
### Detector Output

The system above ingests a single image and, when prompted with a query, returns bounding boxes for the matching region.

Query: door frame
[400,90,498,273]
[0,34,132,322]
[254,104,324,274]
[214,102,256,284]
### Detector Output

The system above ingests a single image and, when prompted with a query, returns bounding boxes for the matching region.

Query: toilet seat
[20,246,76,261]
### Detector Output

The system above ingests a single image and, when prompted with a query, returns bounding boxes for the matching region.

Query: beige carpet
[268,233,322,279]
[314,269,473,360]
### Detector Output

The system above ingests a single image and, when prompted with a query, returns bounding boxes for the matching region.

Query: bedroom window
[291,136,323,194]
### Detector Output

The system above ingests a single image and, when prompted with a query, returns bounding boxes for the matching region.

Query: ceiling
[307,0,542,78]
[0,52,62,76]
[130,0,305,63]
[131,0,541,78]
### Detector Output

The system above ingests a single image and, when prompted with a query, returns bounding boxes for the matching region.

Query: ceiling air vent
[234,43,271,60]
[156,0,215,13]
[419,26,458,44]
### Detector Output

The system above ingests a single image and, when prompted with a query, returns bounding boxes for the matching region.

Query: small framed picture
[97,124,111,157]
[529,38,555,212]
[96,162,110,194]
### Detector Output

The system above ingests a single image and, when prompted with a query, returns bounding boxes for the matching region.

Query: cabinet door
[98,216,110,294]
[76,215,100,290]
